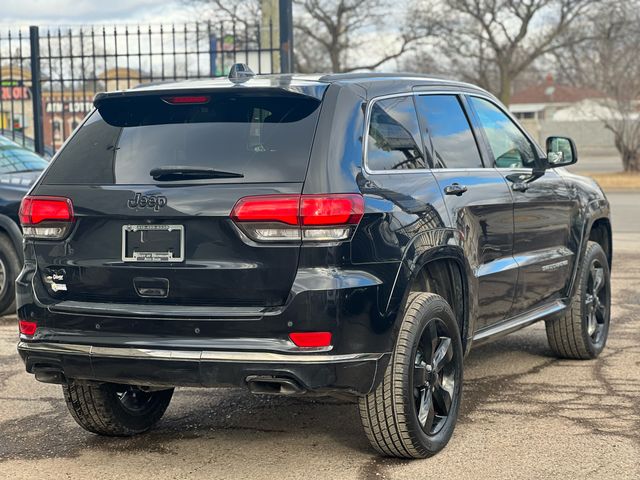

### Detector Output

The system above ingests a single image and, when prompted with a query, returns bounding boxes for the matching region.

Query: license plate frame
[122,224,185,263]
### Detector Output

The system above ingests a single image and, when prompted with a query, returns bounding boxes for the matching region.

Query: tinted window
[414,95,483,169]
[43,91,324,185]
[469,97,537,168]
[0,141,49,174]
[367,96,426,171]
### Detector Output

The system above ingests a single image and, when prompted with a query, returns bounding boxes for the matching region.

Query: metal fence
[0,19,286,156]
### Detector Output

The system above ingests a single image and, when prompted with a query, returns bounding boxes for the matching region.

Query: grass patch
[583,172,640,191]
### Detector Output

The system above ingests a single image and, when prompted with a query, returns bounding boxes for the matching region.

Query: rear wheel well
[0,219,23,263]
[589,218,612,267]
[410,258,467,350]
[0,226,18,257]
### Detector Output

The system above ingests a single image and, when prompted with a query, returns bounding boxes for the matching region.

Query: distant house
[510,79,604,121]
[98,67,146,92]
[510,76,615,157]
[0,65,33,136]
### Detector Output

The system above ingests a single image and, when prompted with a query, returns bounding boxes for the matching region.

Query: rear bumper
[18,341,388,395]
[17,264,398,395]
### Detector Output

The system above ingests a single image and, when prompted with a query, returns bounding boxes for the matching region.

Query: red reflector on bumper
[289,332,332,348]
[19,320,37,336]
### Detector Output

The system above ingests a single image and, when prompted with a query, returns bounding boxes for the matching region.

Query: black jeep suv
[17,68,612,458]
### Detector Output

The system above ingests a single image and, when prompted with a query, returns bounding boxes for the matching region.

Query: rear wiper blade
[150,166,244,181]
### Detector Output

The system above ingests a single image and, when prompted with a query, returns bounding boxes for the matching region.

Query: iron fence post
[279,0,293,73]
[29,25,44,155]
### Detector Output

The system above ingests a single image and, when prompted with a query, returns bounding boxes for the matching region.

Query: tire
[359,292,464,458]
[0,233,20,316]
[545,241,611,360]
[63,381,174,436]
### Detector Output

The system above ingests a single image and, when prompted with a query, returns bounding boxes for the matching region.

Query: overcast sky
[0,0,188,25]
[0,0,406,72]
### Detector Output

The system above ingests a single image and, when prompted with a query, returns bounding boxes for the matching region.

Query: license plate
[122,225,184,262]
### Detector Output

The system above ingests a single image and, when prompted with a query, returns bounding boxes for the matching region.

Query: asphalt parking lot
[0,194,638,480]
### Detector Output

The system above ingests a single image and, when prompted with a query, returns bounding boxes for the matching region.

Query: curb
[601,188,640,194]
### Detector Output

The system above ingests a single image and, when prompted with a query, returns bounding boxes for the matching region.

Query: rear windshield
[42,90,324,185]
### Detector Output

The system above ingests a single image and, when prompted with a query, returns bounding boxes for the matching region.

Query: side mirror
[546,136,578,168]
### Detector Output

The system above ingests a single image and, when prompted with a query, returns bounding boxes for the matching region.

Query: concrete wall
[520,119,618,157]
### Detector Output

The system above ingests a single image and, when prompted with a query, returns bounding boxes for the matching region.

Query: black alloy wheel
[115,385,157,414]
[359,292,464,458]
[546,241,611,359]
[413,319,457,436]
[584,257,609,345]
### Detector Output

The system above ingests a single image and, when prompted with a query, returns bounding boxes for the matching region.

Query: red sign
[1,86,30,101]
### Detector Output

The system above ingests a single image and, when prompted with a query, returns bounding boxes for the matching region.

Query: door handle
[444,183,468,196]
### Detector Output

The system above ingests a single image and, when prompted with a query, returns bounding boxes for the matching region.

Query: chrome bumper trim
[18,341,384,364]
[48,300,277,319]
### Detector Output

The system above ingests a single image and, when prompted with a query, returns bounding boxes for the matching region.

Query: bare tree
[184,0,258,21]
[188,0,423,73]
[557,1,640,172]
[293,0,421,73]
[409,0,595,105]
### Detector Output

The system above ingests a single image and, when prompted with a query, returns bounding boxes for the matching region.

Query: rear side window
[366,96,426,171]
[414,95,483,169]
[42,91,324,185]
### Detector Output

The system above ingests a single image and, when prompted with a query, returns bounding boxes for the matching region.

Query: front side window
[414,95,483,169]
[366,96,426,171]
[469,97,537,169]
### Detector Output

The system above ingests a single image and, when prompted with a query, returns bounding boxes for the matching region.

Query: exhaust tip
[245,375,304,396]
[34,368,66,384]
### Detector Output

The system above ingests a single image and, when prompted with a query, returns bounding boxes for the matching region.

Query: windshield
[43,89,325,185]
[0,138,49,174]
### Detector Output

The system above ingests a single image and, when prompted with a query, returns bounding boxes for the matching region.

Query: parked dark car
[16,67,612,458]
[0,135,49,314]
[0,130,55,160]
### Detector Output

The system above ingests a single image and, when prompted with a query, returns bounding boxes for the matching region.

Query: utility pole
[279,0,293,73]
[29,26,45,155]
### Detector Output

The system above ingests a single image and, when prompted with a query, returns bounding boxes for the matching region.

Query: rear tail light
[19,319,37,336]
[289,332,332,348]
[19,196,74,240]
[231,194,364,243]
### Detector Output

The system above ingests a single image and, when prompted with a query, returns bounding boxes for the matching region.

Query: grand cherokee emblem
[127,193,168,211]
